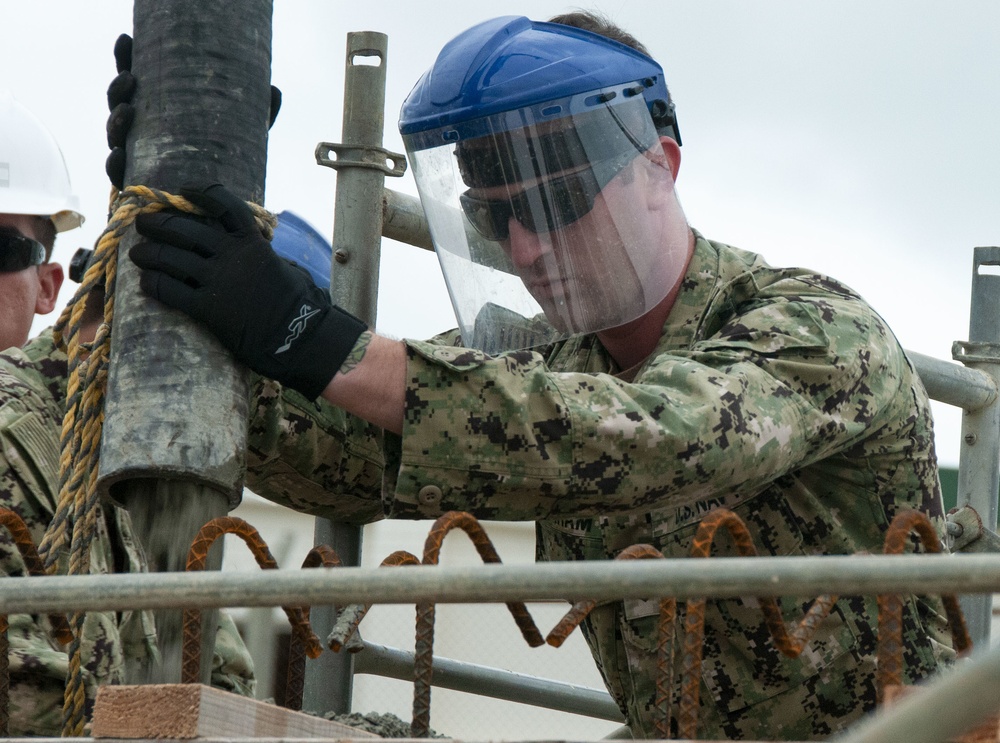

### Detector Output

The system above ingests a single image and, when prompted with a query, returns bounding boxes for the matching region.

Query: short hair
[547,10,653,57]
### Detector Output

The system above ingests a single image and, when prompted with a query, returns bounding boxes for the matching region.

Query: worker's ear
[641,135,682,213]
[34,262,64,315]
[650,135,681,182]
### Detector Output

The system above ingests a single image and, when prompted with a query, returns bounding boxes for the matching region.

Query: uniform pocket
[2,411,60,518]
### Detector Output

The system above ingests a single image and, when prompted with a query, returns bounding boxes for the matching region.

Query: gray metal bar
[954,246,1000,646]
[382,188,432,250]
[908,351,997,411]
[307,31,398,716]
[2,555,1000,614]
[353,641,624,723]
[834,641,1000,743]
[325,31,393,324]
[305,519,359,715]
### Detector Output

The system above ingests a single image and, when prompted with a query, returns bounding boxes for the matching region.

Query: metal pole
[307,31,403,716]
[382,188,432,250]
[908,351,997,412]
[953,246,1000,646]
[2,554,999,613]
[354,641,625,722]
[98,0,273,683]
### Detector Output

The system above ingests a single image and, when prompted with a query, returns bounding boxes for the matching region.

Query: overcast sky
[5,1,999,466]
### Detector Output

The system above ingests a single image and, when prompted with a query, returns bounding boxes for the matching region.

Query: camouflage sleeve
[386,284,909,520]
[210,611,256,697]
[0,403,81,735]
[243,375,385,524]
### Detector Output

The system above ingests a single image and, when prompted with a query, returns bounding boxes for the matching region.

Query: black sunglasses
[0,229,47,273]
[459,154,633,242]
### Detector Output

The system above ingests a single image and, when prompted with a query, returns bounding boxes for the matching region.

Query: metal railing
[1,557,999,739]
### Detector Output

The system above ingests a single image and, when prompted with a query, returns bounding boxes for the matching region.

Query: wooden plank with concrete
[91,684,380,739]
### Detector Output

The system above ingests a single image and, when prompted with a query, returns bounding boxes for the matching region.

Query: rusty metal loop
[678,508,840,740]
[877,510,973,704]
[422,511,544,646]
[181,516,323,685]
[411,511,546,738]
[0,507,76,736]
[548,543,675,739]
[285,544,343,711]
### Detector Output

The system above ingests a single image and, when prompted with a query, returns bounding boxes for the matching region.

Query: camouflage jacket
[246,233,955,740]
[0,331,254,736]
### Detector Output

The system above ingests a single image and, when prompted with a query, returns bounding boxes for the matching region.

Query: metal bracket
[952,340,1000,365]
[946,505,1000,553]
[315,141,407,177]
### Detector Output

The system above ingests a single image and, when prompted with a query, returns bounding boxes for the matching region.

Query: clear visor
[405,92,687,354]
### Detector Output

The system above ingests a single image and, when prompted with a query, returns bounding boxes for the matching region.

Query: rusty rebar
[679,508,841,740]
[0,507,76,735]
[181,516,322,684]
[0,508,74,643]
[877,510,973,703]
[412,512,546,737]
[284,544,343,711]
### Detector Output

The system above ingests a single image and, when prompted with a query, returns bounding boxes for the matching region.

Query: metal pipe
[354,641,625,723]
[953,246,1000,646]
[308,32,399,716]
[908,350,997,411]
[382,188,432,251]
[2,555,999,614]
[834,641,1000,743]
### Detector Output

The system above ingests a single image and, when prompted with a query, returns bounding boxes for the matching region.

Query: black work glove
[131,184,366,400]
[105,34,283,190]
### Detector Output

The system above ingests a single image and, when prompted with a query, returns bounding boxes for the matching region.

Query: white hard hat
[0,90,84,233]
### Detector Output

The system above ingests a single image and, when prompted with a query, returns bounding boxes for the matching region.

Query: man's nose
[505,218,550,268]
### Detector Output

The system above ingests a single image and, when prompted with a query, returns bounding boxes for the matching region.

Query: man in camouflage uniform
[130,12,956,741]
[0,94,254,735]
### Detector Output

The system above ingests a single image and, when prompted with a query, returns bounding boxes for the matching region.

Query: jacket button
[418,485,443,505]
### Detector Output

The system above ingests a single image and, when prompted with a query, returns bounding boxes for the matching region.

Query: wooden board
[91,684,380,739]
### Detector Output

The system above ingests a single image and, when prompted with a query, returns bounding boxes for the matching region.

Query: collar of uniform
[8,328,69,408]
[654,230,774,355]
[654,229,724,350]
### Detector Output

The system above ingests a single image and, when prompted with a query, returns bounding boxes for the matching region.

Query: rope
[34,186,274,736]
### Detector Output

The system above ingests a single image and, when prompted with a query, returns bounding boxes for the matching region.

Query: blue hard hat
[398,15,679,145]
[271,210,331,290]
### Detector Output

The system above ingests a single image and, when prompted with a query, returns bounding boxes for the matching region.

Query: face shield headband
[0,227,46,273]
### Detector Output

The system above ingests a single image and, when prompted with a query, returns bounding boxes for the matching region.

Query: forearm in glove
[131,183,366,400]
